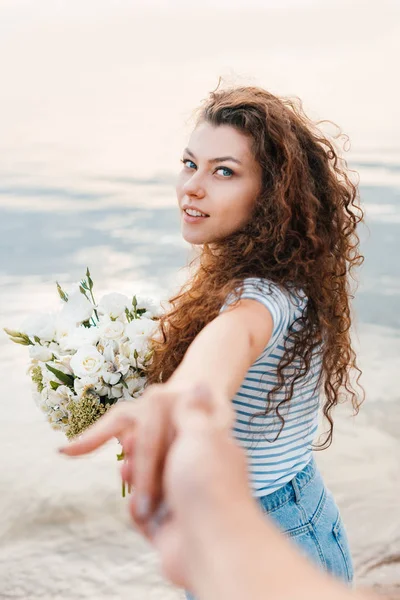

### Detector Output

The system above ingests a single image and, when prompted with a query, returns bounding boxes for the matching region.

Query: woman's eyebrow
[184,147,242,166]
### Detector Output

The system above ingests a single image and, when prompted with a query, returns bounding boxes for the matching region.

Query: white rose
[97,293,130,320]
[70,345,104,378]
[60,289,94,325]
[21,313,57,342]
[59,326,100,352]
[125,318,156,345]
[98,317,125,340]
[29,345,54,362]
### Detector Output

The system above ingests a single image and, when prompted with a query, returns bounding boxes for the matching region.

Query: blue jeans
[185,458,353,599]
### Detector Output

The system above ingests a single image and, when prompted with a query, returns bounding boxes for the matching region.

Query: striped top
[220,277,322,498]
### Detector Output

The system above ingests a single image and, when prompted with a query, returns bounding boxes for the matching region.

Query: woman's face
[176,122,262,245]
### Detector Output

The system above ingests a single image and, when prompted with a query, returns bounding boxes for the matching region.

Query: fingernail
[153,501,169,523]
[148,518,159,538]
[136,494,150,520]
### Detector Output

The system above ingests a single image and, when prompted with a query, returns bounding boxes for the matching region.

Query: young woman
[62,85,364,594]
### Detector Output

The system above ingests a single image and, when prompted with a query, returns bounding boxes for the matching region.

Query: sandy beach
[1,1,399,597]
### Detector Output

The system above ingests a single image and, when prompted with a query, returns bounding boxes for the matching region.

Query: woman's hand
[59,382,226,522]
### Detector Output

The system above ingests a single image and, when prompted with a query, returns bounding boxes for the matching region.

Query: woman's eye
[181,159,196,170]
[216,166,233,177]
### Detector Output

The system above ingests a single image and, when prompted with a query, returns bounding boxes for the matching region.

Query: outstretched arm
[169,297,273,399]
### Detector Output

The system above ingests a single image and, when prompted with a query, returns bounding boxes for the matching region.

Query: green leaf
[116,451,125,461]
[120,379,128,389]
[50,380,61,390]
[33,336,41,344]
[79,285,87,295]
[45,364,75,387]
[133,349,139,359]
[132,296,137,308]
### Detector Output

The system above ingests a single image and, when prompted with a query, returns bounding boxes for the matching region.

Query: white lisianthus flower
[54,384,74,407]
[136,295,163,318]
[21,313,57,342]
[54,314,76,344]
[60,290,94,325]
[59,326,100,352]
[29,344,54,362]
[125,318,156,349]
[114,353,130,377]
[45,389,64,408]
[48,341,62,357]
[102,368,121,386]
[122,373,147,400]
[108,383,123,399]
[97,293,130,320]
[39,359,73,393]
[102,342,130,373]
[102,342,115,363]
[98,317,125,341]
[39,388,52,413]
[70,345,104,378]
[74,375,108,398]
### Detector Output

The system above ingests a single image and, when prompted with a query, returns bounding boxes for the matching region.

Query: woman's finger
[120,431,136,486]
[120,459,133,486]
[133,392,172,521]
[59,402,138,456]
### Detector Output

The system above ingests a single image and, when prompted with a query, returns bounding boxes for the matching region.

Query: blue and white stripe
[221,278,321,497]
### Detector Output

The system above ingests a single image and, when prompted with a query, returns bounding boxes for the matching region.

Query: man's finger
[59,402,137,456]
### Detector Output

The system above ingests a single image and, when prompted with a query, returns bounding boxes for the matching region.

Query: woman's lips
[182,210,209,224]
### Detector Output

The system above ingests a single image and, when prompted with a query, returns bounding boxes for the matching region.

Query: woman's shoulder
[240,277,307,309]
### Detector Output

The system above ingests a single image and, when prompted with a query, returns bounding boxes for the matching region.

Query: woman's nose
[182,172,206,199]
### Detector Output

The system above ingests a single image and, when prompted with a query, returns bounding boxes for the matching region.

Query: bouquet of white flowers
[5,269,161,493]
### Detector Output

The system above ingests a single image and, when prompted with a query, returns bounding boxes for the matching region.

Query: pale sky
[0,0,399,179]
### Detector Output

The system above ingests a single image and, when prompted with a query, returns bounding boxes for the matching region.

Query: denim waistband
[258,457,319,513]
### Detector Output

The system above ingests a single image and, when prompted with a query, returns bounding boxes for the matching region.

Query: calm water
[1,162,400,328]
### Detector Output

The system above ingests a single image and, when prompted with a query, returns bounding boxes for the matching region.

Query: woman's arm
[169,298,274,401]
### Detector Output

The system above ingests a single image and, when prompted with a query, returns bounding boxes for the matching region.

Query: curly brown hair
[147,84,364,448]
